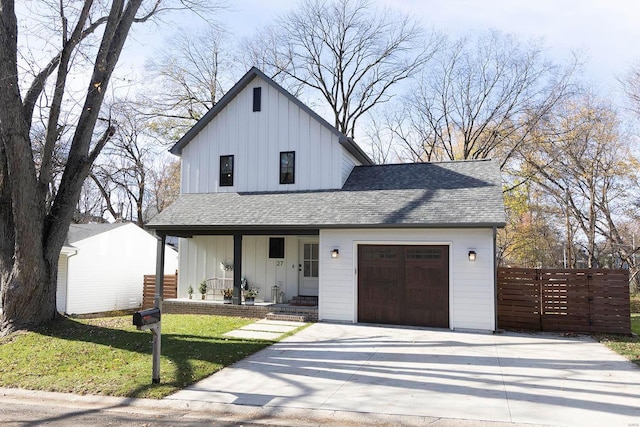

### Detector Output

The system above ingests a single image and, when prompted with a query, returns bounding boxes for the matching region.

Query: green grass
[0,314,295,399]
[595,314,640,367]
[631,295,640,313]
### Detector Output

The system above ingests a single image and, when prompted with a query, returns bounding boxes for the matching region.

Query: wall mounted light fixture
[468,250,477,262]
[330,249,340,258]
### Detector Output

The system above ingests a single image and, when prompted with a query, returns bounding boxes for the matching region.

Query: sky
[16,1,640,106]
[157,0,640,100]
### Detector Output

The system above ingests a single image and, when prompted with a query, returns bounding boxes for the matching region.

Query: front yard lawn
[0,314,284,399]
[595,314,640,367]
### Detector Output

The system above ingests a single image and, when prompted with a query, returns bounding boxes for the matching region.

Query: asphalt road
[0,398,263,427]
[0,388,529,427]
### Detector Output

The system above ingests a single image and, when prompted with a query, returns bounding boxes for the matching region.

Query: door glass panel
[407,248,442,259]
[364,247,397,260]
[304,261,311,276]
[303,243,319,278]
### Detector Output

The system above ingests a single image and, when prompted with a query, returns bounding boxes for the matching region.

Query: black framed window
[253,87,262,112]
[220,155,234,186]
[269,237,285,258]
[280,151,295,184]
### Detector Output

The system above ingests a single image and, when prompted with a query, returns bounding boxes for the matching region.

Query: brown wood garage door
[358,245,449,328]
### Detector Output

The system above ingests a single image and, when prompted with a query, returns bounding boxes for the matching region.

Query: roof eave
[339,136,373,165]
[146,221,506,236]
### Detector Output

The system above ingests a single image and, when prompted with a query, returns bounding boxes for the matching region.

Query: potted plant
[187,285,194,299]
[199,280,208,300]
[223,288,233,304]
[244,287,259,305]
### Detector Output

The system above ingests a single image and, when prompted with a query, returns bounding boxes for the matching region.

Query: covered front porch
[149,224,322,310]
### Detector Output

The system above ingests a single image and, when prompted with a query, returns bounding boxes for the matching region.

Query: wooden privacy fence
[142,273,178,309]
[497,267,630,334]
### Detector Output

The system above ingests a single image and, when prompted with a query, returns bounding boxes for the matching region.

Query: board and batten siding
[62,224,178,315]
[180,75,358,193]
[319,228,496,331]
[341,151,358,185]
[178,235,302,301]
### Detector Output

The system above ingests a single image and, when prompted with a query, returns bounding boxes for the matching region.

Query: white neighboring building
[57,222,178,315]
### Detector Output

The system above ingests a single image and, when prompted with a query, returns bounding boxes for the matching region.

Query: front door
[298,240,319,296]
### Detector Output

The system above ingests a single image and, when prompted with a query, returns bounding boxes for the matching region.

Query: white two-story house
[147,67,506,331]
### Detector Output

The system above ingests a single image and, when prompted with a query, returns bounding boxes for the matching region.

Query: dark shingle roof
[146,159,505,234]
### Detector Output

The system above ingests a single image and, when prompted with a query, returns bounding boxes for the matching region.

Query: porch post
[154,233,166,309]
[233,233,243,305]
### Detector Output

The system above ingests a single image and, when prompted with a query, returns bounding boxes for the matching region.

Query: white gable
[180,75,360,193]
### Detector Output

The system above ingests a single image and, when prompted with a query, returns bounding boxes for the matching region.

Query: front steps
[288,295,318,306]
[266,313,308,322]
[268,300,318,322]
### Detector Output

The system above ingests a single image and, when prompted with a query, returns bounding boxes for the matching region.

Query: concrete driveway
[167,323,640,427]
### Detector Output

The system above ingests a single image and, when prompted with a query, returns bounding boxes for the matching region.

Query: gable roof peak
[168,67,372,165]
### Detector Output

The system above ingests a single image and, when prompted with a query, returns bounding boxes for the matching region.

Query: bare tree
[522,94,639,269]
[75,178,110,223]
[389,30,576,167]
[143,26,235,141]
[0,0,219,335]
[620,63,640,117]
[148,158,180,217]
[498,183,565,268]
[90,102,157,225]
[243,0,440,138]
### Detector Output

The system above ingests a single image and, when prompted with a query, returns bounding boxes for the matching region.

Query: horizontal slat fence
[142,273,178,309]
[497,268,630,334]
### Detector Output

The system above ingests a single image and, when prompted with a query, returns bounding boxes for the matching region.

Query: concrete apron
[166,322,640,427]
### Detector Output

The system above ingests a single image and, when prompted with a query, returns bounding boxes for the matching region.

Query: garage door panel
[358,245,449,328]
[358,246,401,324]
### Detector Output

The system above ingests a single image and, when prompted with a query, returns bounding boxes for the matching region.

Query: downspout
[493,226,498,333]
[65,249,78,315]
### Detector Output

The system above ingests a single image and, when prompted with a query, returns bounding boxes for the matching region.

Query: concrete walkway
[167,322,640,427]
[223,319,304,340]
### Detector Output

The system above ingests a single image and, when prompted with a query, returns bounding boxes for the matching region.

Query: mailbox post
[134,233,166,384]
[133,307,162,383]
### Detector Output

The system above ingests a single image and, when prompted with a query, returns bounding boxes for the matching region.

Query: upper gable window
[220,155,234,186]
[253,87,262,112]
[280,151,295,184]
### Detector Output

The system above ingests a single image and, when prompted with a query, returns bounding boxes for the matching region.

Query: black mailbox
[133,308,161,329]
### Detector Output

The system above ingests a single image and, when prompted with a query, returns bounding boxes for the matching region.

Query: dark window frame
[269,237,285,259]
[220,155,234,187]
[253,87,262,112]
[280,151,295,184]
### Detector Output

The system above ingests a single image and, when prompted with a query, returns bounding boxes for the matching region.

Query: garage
[357,244,449,327]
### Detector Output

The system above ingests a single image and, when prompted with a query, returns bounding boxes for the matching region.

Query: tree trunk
[0,0,145,335]
[1,250,58,333]
[0,130,62,334]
